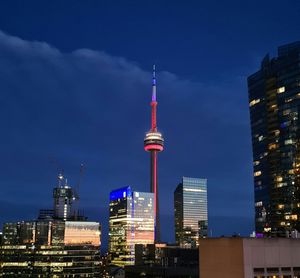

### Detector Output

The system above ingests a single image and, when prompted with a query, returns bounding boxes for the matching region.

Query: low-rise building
[199,237,300,278]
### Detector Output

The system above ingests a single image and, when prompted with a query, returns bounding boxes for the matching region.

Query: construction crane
[74,163,84,200]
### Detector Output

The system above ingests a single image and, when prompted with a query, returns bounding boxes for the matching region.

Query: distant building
[0,220,101,276]
[125,243,198,277]
[108,186,154,266]
[37,209,54,220]
[248,42,300,236]
[0,172,101,277]
[174,177,208,247]
[199,237,300,278]
[53,173,76,220]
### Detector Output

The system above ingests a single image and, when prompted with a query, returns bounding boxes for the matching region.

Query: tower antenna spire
[152,64,157,102]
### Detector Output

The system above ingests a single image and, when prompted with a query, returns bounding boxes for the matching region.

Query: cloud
[0,30,254,242]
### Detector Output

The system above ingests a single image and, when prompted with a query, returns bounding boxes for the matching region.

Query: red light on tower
[144,65,164,243]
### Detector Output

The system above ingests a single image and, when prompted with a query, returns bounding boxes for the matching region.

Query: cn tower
[144,65,164,242]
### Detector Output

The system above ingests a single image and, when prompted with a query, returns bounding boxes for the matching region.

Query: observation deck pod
[144,131,164,152]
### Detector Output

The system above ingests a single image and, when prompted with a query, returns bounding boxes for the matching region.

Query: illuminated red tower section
[144,65,164,242]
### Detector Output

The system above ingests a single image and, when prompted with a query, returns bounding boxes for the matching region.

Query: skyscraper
[108,186,154,266]
[248,42,300,237]
[174,177,208,247]
[144,65,164,242]
[53,173,76,220]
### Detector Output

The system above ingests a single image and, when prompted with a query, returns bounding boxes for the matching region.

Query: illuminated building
[144,65,164,242]
[174,177,208,247]
[0,220,101,277]
[248,42,300,236]
[53,173,76,220]
[108,186,154,266]
[0,172,101,276]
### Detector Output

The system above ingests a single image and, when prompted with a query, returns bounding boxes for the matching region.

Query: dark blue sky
[1,0,300,250]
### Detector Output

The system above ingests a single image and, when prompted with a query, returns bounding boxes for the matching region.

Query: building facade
[199,237,300,278]
[174,177,208,247]
[0,220,101,277]
[248,42,300,236]
[109,186,154,266]
[125,243,199,278]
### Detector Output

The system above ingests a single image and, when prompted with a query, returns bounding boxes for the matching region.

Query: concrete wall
[199,237,300,278]
[243,238,300,277]
[199,238,245,278]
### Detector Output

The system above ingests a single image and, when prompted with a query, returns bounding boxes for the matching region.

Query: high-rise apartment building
[174,177,208,248]
[248,42,300,236]
[109,186,154,266]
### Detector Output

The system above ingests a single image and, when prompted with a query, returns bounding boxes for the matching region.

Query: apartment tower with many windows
[248,42,300,236]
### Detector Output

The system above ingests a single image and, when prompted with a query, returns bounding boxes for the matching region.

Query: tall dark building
[174,177,208,247]
[53,173,76,220]
[248,42,300,237]
[144,65,164,242]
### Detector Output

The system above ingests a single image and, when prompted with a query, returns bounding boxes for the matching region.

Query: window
[250,99,261,107]
[285,139,293,145]
[254,171,262,177]
[277,86,285,93]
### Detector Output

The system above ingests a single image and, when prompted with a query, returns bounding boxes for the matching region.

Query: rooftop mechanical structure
[144,65,164,242]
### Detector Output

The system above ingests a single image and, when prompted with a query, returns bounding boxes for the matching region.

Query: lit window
[255,201,263,207]
[254,171,262,177]
[276,176,283,182]
[283,109,291,116]
[271,104,277,109]
[258,135,264,142]
[268,143,278,150]
[274,130,280,136]
[277,86,285,94]
[253,161,260,166]
[284,139,293,145]
[278,204,284,209]
[291,215,298,220]
[280,221,285,226]
[249,99,261,107]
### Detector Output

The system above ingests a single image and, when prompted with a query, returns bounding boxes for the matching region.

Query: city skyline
[2,0,300,251]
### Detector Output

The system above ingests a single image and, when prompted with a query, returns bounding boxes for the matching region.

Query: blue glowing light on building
[109,186,132,201]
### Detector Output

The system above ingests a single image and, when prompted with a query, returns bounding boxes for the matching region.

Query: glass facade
[0,220,101,277]
[174,177,208,247]
[248,42,300,236]
[109,186,154,266]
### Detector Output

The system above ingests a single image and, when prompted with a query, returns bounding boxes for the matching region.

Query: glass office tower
[248,42,300,237]
[0,220,101,277]
[174,177,208,248]
[109,186,154,266]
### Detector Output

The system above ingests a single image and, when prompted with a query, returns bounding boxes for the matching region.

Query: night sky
[1,0,300,251]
